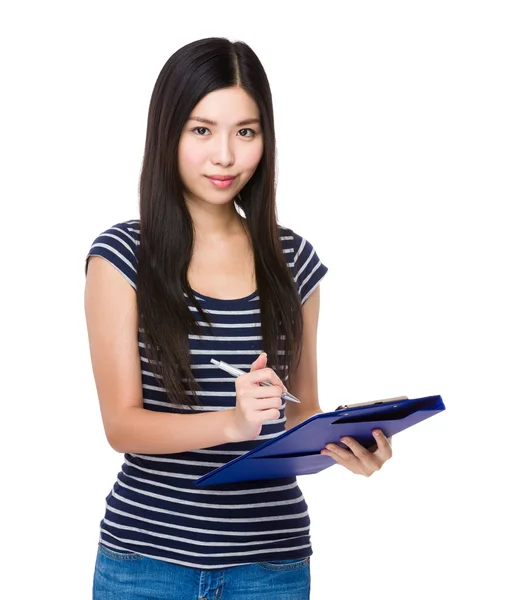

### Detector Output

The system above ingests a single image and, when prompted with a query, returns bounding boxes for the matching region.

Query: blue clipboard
[194,395,445,487]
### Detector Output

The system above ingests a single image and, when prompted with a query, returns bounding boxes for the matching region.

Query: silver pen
[210,358,301,403]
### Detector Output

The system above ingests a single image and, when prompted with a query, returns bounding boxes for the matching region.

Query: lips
[206,175,236,189]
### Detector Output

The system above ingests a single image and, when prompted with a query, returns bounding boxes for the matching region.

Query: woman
[85,36,392,599]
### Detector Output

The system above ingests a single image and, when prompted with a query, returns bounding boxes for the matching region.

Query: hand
[320,430,393,477]
[230,352,287,442]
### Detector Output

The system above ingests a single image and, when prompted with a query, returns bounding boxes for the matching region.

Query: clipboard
[194,395,445,487]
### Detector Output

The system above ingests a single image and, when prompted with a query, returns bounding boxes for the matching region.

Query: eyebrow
[189,116,261,127]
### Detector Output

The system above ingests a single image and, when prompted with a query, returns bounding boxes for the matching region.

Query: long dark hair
[137,37,303,408]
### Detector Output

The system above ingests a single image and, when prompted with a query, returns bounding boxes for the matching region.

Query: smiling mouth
[206,175,236,181]
[205,175,237,189]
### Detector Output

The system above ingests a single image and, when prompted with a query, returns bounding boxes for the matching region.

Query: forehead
[190,87,260,122]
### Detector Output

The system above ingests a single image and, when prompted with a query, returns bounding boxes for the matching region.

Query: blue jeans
[93,543,311,599]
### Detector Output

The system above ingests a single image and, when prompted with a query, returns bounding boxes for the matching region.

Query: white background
[2,1,508,598]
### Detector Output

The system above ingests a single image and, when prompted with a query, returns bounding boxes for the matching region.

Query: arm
[285,284,393,475]
[85,256,238,454]
[285,285,324,430]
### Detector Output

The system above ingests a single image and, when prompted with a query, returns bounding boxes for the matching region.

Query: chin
[199,189,238,205]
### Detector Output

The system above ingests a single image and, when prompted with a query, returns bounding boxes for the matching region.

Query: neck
[186,198,245,242]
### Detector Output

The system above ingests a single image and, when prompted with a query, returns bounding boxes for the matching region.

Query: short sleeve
[292,232,328,304]
[85,220,139,290]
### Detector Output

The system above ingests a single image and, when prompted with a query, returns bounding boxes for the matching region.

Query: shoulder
[277,223,323,271]
[277,224,329,304]
[96,219,140,248]
[85,219,140,289]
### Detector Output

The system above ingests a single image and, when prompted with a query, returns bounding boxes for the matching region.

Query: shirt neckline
[191,288,259,305]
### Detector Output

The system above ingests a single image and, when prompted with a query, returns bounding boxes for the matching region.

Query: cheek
[241,141,264,173]
[178,140,203,177]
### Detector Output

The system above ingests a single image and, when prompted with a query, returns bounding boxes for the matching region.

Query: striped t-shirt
[85,219,328,569]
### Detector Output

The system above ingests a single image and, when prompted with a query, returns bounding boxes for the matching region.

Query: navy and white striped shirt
[85,219,328,569]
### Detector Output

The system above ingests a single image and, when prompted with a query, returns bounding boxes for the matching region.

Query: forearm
[107,406,237,454]
[285,407,323,431]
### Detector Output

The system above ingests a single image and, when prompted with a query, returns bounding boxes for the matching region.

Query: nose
[210,134,234,168]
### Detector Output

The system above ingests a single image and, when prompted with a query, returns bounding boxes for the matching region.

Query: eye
[237,128,256,138]
[192,126,211,136]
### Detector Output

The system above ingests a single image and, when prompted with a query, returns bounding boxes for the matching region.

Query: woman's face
[178,87,264,208]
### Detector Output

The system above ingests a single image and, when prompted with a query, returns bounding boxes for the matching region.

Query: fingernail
[374,429,381,436]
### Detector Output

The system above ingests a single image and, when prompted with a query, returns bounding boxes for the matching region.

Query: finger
[249,396,283,411]
[320,445,362,474]
[372,429,393,461]
[250,352,268,372]
[242,408,281,429]
[252,385,286,400]
[322,443,357,464]
[250,368,287,390]
[339,437,381,471]
[322,442,381,477]
[259,408,283,422]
